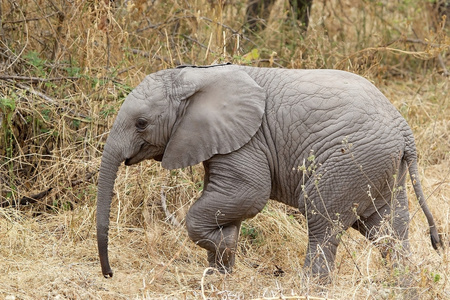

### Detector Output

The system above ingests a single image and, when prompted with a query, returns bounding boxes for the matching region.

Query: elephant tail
[404,147,442,250]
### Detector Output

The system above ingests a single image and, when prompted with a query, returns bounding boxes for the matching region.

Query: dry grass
[0,0,449,299]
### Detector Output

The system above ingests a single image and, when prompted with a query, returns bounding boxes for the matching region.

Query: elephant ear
[161,67,266,170]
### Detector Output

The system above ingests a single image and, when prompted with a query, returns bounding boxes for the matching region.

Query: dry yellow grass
[0,0,449,299]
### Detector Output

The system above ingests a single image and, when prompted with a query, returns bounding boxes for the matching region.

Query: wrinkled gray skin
[97,65,441,278]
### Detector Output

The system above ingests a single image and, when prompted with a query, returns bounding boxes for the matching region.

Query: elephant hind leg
[303,226,340,279]
[303,207,344,278]
[353,191,411,261]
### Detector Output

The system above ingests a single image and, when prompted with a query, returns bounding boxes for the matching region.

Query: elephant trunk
[96,134,125,278]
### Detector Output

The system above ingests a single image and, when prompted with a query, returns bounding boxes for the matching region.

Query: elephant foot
[205,265,232,275]
[206,249,235,275]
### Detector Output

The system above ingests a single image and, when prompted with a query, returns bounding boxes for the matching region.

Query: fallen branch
[0,187,53,207]
[0,170,97,208]
[10,79,57,105]
[6,79,88,119]
[18,187,53,206]
[0,75,79,82]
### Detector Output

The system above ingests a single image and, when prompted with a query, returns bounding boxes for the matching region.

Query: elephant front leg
[205,221,241,273]
[186,189,267,274]
[185,153,271,273]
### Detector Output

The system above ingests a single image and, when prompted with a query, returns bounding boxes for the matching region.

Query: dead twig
[1,13,59,25]
[46,0,65,61]
[117,66,136,76]
[136,15,257,47]
[181,34,214,53]
[160,188,181,227]
[404,38,449,76]
[404,38,447,48]
[251,297,335,300]
[129,48,181,65]
[437,53,449,76]
[147,237,188,287]
[201,267,220,300]
[70,170,97,187]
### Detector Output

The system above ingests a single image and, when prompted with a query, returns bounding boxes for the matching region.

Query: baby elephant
[96,64,441,278]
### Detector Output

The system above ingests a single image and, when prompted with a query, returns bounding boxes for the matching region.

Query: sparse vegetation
[0,0,449,299]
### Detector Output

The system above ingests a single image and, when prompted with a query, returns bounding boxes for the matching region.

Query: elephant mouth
[124,157,134,166]
[125,153,164,165]
[153,154,163,162]
[124,144,164,166]
[124,151,146,165]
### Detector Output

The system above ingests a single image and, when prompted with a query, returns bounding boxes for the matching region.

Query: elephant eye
[135,118,149,130]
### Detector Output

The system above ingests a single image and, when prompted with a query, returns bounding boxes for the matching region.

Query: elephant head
[96,66,266,277]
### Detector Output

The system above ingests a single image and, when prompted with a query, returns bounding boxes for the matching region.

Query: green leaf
[0,97,16,112]
[242,48,260,63]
